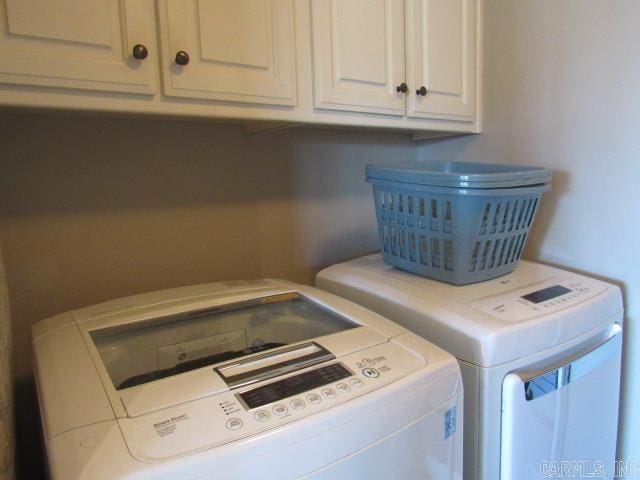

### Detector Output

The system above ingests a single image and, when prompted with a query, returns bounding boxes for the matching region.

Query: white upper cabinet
[0,0,480,134]
[406,0,477,120]
[0,0,156,94]
[158,0,296,106]
[311,0,406,116]
[311,0,478,123]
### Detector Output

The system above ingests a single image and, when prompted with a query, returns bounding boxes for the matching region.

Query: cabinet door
[311,0,406,116]
[159,0,296,106]
[0,0,155,94]
[406,0,477,120]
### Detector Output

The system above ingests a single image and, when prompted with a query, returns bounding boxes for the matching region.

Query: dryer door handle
[514,323,622,401]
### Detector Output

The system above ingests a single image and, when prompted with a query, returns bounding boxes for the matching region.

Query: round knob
[175,51,190,66]
[132,44,148,60]
[416,86,428,96]
[396,82,408,93]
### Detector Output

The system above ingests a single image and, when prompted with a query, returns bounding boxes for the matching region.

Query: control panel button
[362,358,375,366]
[321,388,336,398]
[225,418,243,430]
[290,398,306,410]
[272,404,288,416]
[336,383,351,393]
[306,393,321,404]
[349,378,364,388]
[253,410,270,422]
[362,367,380,378]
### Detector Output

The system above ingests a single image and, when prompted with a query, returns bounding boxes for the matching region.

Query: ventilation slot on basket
[490,203,501,234]
[479,203,491,235]
[397,194,405,225]
[430,200,439,231]
[511,201,524,231]
[515,232,528,260]
[479,241,492,270]
[527,198,539,226]
[431,238,441,268]
[510,233,527,262]
[419,198,427,229]
[399,231,407,259]
[509,236,520,263]
[443,201,452,233]
[500,202,511,233]
[516,200,528,230]
[386,193,393,222]
[497,239,509,266]
[406,196,416,227]
[379,192,388,221]
[504,237,516,263]
[409,232,418,261]
[419,235,429,265]
[444,240,454,271]
[469,241,481,272]
[488,239,501,269]
[391,227,399,255]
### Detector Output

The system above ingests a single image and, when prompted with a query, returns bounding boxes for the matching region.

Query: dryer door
[500,326,622,480]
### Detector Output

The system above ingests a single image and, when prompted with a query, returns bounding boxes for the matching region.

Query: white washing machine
[32,279,463,480]
[317,254,623,480]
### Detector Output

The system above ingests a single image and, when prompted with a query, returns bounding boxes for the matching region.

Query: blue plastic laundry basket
[367,161,552,285]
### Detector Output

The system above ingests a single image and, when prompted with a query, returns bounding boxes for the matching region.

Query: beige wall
[418,0,640,463]
[0,113,416,381]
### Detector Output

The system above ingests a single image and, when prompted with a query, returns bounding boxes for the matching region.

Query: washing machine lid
[316,254,623,367]
[90,292,358,392]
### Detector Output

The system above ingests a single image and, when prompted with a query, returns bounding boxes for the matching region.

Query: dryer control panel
[470,277,607,321]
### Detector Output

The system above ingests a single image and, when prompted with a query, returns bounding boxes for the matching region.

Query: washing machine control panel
[470,277,607,321]
[237,363,353,410]
[118,340,425,461]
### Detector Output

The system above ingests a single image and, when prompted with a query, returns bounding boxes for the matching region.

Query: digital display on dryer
[521,285,572,304]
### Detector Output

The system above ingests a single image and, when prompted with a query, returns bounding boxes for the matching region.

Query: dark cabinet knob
[396,82,408,93]
[416,86,428,96]
[132,44,148,60]
[175,51,190,66]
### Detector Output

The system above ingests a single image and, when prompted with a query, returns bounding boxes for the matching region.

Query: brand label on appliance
[153,413,190,437]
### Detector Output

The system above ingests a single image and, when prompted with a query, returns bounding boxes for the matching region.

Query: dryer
[32,279,463,480]
[317,254,623,480]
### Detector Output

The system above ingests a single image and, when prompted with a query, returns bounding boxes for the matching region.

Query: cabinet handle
[132,44,148,60]
[396,83,408,94]
[175,51,190,66]
[416,86,428,96]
